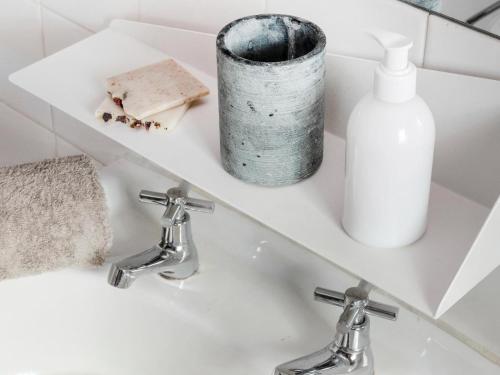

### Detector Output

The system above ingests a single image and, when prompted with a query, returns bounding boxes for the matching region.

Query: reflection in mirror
[402,0,500,38]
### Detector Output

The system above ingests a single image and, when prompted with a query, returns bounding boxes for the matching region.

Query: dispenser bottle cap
[367,29,417,103]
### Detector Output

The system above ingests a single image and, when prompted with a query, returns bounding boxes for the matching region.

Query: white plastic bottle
[342,30,435,248]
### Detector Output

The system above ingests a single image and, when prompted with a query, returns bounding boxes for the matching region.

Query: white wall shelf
[10,20,500,318]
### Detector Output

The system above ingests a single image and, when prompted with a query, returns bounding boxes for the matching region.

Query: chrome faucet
[274,282,398,375]
[108,186,214,288]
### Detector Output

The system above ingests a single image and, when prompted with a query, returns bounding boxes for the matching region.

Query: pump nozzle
[367,30,413,72]
[365,29,417,102]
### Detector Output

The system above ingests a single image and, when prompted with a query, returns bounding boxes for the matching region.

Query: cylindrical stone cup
[216,14,326,186]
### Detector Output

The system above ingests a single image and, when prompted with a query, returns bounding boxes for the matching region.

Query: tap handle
[139,187,214,227]
[314,285,399,321]
[184,197,215,214]
[165,187,214,215]
[139,190,168,205]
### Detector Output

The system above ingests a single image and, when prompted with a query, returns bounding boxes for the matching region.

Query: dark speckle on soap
[113,97,123,108]
[247,101,256,112]
[116,115,127,124]
[269,113,274,117]
[242,163,247,167]
[102,113,112,122]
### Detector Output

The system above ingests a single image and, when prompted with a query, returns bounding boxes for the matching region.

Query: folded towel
[0,155,112,280]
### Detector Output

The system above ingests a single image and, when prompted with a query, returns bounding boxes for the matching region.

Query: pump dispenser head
[367,30,417,103]
[369,30,413,71]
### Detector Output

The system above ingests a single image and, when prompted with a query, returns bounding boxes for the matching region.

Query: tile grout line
[49,106,58,157]
[38,1,58,157]
[38,2,95,158]
[422,11,431,69]
[1,100,52,137]
[0,100,51,134]
[2,2,53,136]
[39,3,95,34]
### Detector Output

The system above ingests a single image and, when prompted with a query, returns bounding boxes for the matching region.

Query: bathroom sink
[0,160,497,375]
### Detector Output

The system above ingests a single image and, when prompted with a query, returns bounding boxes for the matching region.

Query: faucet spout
[108,245,196,288]
[108,212,199,288]
[275,346,352,375]
[108,243,199,288]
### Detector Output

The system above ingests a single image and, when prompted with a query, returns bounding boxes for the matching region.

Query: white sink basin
[0,160,497,374]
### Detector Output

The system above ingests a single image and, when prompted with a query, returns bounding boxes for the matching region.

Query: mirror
[401,0,500,38]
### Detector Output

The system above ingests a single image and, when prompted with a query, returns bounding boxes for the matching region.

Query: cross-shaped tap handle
[139,187,214,227]
[315,283,398,352]
[314,285,399,321]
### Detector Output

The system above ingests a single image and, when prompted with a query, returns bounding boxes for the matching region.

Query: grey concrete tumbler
[216,14,326,186]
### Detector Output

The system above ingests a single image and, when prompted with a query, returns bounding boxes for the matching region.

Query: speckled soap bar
[95,96,188,131]
[106,59,209,120]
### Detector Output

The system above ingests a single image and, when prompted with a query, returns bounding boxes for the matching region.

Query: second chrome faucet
[108,186,214,288]
[274,282,399,375]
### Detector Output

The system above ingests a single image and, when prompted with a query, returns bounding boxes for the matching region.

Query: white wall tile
[40,8,91,160]
[41,0,139,32]
[55,136,103,168]
[139,0,266,34]
[267,0,429,66]
[0,103,55,167]
[52,108,130,165]
[0,0,52,130]
[55,136,82,157]
[424,15,500,80]
[110,20,217,76]
[42,7,92,56]
[419,68,500,207]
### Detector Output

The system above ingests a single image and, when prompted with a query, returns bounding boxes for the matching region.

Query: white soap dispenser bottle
[342,30,435,248]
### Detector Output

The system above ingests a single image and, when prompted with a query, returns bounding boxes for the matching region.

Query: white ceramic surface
[0,103,55,167]
[0,0,52,130]
[52,108,131,166]
[1,160,498,374]
[424,14,500,80]
[140,0,266,34]
[42,6,92,56]
[267,0,429,65]
[8,23,496,318]
[41,0,139,32]
[55,136,82,158]
[441,265,500,360]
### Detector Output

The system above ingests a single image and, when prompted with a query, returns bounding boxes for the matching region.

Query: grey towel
[0,155,112,280]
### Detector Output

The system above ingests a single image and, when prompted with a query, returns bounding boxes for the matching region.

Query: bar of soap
[95,96,188,131]
[105,59,209,120]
